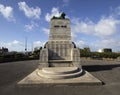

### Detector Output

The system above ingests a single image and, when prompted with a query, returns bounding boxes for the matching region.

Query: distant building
[103,48,112,52]
[98,48,112,53]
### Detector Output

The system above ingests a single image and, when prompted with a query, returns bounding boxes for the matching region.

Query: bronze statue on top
[52,12,66,19]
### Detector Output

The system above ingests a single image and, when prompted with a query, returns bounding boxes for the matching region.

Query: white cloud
[42,28,49,35]
[75,40,87,48]
[73,38,120,52]
[45,7,60,22]
[63,0,69,3]
[95,16,119,36]
[113,6,120,16]
[71,31,77,40]
[24,21,38,32]
[71,6,120,51]
[18,1,41,19]
[33,41,45,48]
[3,40,23,47]
[72,16,120,37]
[0,4,15,21]
[62,0,69,7]
[72,18,95,35]
[1,40,25,51]
[92,38,120,51]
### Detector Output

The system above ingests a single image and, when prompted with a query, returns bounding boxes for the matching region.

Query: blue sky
[0,0,120,52]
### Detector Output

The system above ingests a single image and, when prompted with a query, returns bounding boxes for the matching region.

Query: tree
[80,47,91,57]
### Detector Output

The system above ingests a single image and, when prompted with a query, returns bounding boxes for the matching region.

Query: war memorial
[18,13,102,86]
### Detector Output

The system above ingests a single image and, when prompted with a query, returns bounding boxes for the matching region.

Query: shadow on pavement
[82,64,120,72]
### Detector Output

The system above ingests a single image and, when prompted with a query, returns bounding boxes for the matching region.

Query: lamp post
[25,37,27,55]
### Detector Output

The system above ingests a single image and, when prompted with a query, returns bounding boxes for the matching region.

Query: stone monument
[39,12,81,68]
[18,12,102,86]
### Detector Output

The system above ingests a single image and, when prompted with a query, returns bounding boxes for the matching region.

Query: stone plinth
[17,67,102,87]
[37,67,83,79]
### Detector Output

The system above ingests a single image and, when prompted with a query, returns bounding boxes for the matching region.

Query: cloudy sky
[0,0,120,52]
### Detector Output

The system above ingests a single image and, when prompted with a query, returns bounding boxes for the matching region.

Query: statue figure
[60,12,66,19]
[52,12,66,19]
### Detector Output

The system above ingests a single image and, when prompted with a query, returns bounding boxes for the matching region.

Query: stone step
[37,67,83,79]
[49,62,72,67]
[42,67,79,74]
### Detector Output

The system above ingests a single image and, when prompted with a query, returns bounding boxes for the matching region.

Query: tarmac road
[0,59,120,95]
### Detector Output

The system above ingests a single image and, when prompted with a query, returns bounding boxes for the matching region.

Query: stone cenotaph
[39,12,81,69]
[18,13,102,86]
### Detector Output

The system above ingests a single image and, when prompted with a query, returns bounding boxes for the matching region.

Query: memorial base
[17,67,102,87]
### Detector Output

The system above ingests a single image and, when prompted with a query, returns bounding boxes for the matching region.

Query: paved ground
[0,59,120,95]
